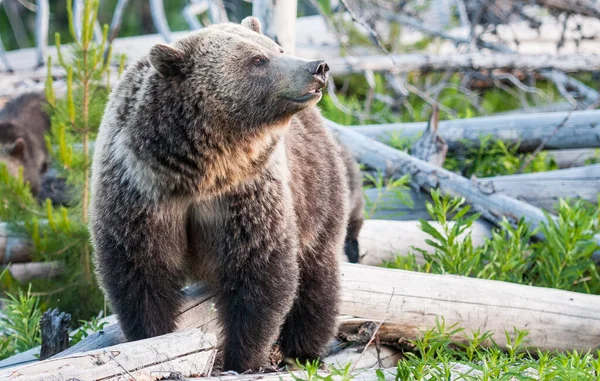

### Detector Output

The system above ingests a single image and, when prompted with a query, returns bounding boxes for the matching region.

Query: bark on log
[39,309,71,360]
[6,262,600,373]
[328,53,600,75]
[348,110,600,152]
[326,120,600,259]
[1,328,217,381]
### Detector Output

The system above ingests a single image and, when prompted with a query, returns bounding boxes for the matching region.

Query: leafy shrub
[384,190,600,294]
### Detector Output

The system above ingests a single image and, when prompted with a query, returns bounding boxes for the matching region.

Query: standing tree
[252,0,298,55]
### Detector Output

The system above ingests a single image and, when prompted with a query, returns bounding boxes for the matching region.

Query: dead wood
[353,219,493,266]
[4,263,600,373]
[328,52,600,75]
[1,218,486,269]
[39,309,71,360]
[349,109,600,153]
[326,120,600,260]
[364,164,600,218]
[409,106,448,166]
[549,148,600,168]
[1,328,217,381]
[0,223,31,264]
[536,0,600,18]
[2,262,64,283]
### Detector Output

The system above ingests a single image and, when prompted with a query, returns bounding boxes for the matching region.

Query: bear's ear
[7,137,26,158]
[149,43,186,77]
[241,16,262,34]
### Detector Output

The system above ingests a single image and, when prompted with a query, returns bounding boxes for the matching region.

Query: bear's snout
[306,60,330,87]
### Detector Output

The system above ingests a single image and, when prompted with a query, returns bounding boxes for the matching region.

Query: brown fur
[89,17,363,372]
[0,92,50,195]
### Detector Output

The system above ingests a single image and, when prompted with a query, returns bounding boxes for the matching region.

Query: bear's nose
[308,60,330,76]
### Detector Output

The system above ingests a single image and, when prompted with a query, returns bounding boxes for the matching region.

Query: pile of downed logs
[2,262,600,379]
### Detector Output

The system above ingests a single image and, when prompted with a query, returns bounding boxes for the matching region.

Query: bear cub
[90,17,363,372]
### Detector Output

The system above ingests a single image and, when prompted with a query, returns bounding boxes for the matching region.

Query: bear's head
[0,121,45,195]
[147,16,330,130]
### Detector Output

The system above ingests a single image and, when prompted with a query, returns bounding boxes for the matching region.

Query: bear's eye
[252,56,268,66]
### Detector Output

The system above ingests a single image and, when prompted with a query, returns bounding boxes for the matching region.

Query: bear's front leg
[215,177,299,372]
[91,191,189,341]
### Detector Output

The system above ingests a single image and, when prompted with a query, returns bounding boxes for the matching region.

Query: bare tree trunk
[252,0,297,55]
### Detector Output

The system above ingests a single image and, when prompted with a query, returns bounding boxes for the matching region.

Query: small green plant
[362,170,413,219]
[0,284,43,360]
[530,198,600,293]
[410,189,484,276]
[290,359,326,381]
[444,135,558,178]
[69,315,109,346]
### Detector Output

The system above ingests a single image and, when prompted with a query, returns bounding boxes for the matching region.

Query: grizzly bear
[0,92,51,196]
[89,17,363,372]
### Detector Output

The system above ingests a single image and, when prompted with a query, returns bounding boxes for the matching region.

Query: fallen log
[4,263,600,372]
[354,219,493,266]
[339,265,600,352]
[328,52,600,75]
[347,109,600,152]
[478,163,600,210]
[322,346,401,369]
[0,223,32,264]
[326,120,600,259]
[548,148,600,168]
[2,262,64,283]
[385,13,600,105]
[0,328,217,381]
[365,164,600,216]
